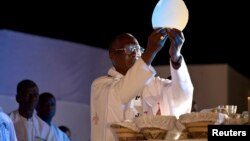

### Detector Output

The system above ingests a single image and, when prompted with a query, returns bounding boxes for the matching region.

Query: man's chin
[127,58,138,68]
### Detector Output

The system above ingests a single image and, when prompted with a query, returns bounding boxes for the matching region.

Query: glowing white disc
[152,0,189,31]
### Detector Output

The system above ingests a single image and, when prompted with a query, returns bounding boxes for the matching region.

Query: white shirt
[9,110,50,141]
[47,123,71,141]
[0,107,17,141]
[90,58,193,141]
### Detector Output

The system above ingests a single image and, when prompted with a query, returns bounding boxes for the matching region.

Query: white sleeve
[142,57,194,117]
[164,57,194,117]
[113,58,156,104]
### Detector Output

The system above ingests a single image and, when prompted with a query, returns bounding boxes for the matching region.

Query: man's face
[109,34,143,75]
[18,87,39,111]
[37,96,56,119]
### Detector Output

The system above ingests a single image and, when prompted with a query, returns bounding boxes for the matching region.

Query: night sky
[1,0,249,78]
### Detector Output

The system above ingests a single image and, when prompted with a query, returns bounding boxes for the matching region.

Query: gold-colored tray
[111,124,145,141]
[184,121,213,139]
[140,127,168,140]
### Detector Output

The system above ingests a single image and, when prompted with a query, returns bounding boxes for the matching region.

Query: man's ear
[109,51,115,60]
[109,51,117,67]
[16,94,20,104]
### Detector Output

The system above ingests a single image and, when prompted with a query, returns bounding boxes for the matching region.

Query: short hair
[108,33,135,51]
[38,92,55,103]
[59,125,71,138]
[16,79,38,94]
[59,125,70,132]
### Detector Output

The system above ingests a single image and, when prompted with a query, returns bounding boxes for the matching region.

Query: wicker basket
[178,131,189,139]
[134,115,177,140]
[140,127,167,140]
[184,121,214,139]
[110,124,145,141]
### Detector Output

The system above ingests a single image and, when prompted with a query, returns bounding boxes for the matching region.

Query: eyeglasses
[113,45,145,55]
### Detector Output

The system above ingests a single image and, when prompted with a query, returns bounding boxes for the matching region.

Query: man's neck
[18,108,34,119]
[38,115,52,126]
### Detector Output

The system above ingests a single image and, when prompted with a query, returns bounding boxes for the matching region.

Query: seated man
[0,106,17,141]
[9,79,50,141]
[36,92,70,141]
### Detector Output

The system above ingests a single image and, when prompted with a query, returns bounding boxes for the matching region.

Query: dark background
[1,1,249,78]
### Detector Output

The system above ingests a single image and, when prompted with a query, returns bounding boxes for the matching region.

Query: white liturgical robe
[91,58,193,141]
[9,110,50,141]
